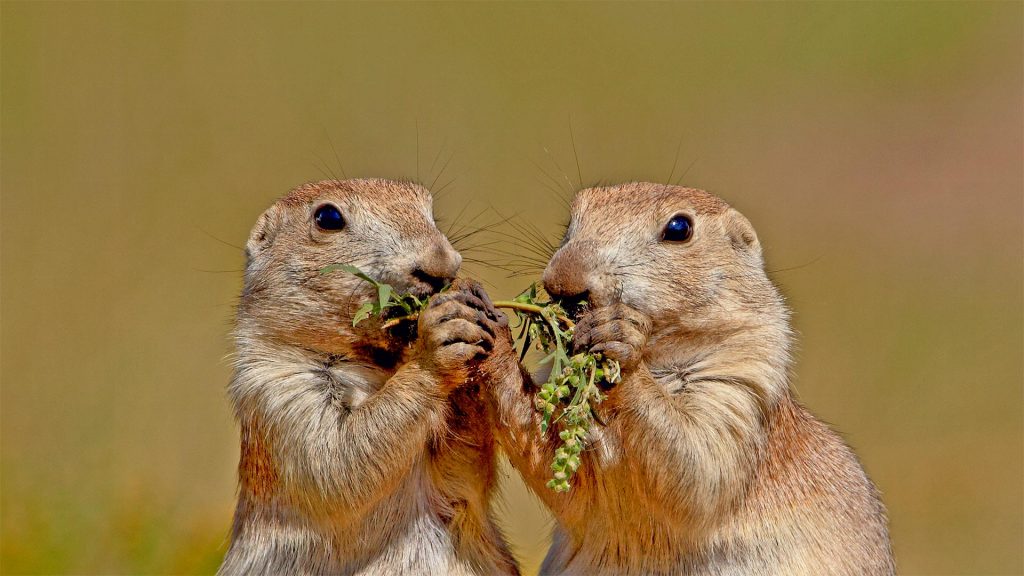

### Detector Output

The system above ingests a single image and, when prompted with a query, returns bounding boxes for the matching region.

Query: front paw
[417,280,502,383]
[572,303,651,372]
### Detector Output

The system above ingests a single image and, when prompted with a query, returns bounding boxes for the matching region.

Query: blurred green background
[2,2,1021,575]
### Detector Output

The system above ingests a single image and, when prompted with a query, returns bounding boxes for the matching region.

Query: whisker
[325,131,349,180]
[466,211,557,262]
[541,145,577,194]
[527,154,574,200]
[430,149,456,192]
[506,217,559,260]
[666,132,685,185]
[196,226,246,253]
[442,200,474,240]
[433,176,458,197]
[674,156,699,187]
[532,176,573,210]
[767,253,826,274]
[429,136,448,178]
[450,239,504,255]
[480,230,553,263]
[447,206,494,243]
[312,155,341,184]
[569,115,584,190]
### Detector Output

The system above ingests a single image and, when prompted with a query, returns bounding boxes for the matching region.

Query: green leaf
[352,302,375,326]
[395,295,416,315]
[378,283,392,310]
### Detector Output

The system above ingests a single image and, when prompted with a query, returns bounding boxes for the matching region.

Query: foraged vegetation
[322,265,621,491]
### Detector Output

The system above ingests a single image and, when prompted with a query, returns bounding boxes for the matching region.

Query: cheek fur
[617,274,658,313]
[624,254,719,320]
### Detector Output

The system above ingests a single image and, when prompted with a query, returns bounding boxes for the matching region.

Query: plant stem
[381,300,576,330]
[381,314,418,330]
[493,301,575,329]
[491,300,543,315]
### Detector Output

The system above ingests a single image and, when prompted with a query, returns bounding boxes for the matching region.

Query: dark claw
[449,291,493,317]
[476,310,497,337]
[590,342,631,365]
[573,332,590,354]
[467,283,499,320]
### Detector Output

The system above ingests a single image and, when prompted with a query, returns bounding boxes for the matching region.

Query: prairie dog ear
[722,208,761,256]
[246,203,285,260]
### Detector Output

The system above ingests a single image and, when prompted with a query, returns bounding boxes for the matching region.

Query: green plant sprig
[320,264,429,326]
[503,283,622,492]
[320,264,621,492]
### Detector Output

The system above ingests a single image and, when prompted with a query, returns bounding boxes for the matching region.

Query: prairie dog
[473,183,894,575]
[219,179,518,575]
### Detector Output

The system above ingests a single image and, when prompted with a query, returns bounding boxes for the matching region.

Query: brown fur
[219,179,518,575]
[472,183,894,575]
[238,417,279,501]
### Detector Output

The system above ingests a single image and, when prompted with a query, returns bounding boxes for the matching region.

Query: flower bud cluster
[534,350,621,491]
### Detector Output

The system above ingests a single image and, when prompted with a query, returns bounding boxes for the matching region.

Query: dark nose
[542,244,592,315]
[413,242,461,292]
[412,267,451,292]
[544,279,589,303]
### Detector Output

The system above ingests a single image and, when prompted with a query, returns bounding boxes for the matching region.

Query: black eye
[662,214,693,242]
[314,204,345,231]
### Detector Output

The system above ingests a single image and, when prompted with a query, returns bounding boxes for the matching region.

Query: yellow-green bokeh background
[2,2,1021,575]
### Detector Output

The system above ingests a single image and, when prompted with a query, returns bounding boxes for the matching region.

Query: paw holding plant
[322,264,644,492]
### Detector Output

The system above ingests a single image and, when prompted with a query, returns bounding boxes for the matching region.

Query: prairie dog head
[238,178,460,357]
[543,183,787,359]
